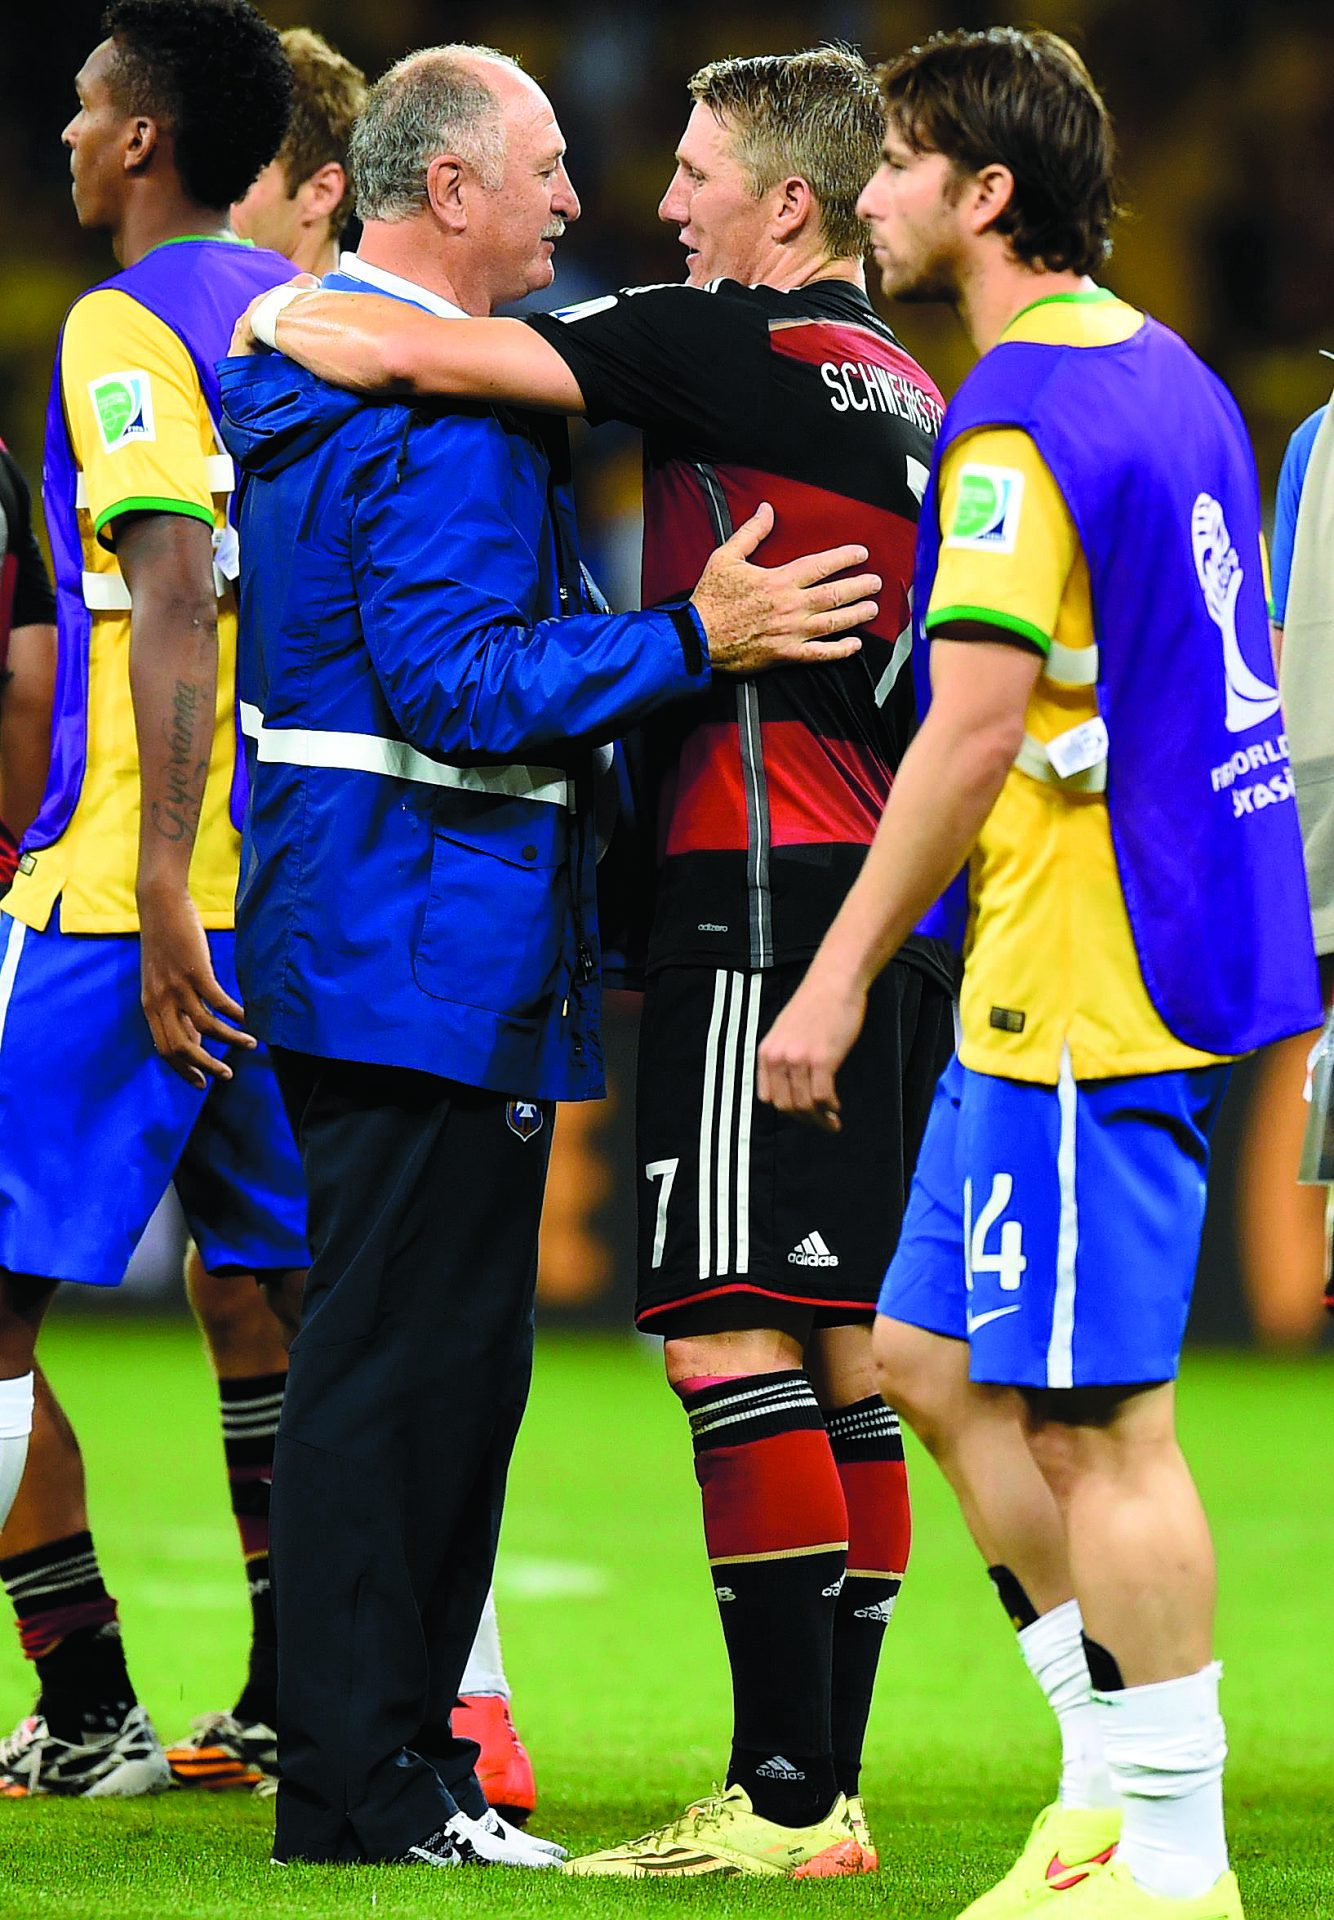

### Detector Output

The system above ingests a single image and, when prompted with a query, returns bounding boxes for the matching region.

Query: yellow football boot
[564,1783,866,1878]
[1029,1858,1242,1919]
[958,1802,1122,1916]
[848,1793,879,1870]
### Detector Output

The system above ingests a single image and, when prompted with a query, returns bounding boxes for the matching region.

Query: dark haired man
[761,26,1317,1920]
[246,44,953,1880]
[231,28,366,278]
[0,0,306,1797]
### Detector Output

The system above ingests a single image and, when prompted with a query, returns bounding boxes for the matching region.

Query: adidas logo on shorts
[788,1231,839,1268]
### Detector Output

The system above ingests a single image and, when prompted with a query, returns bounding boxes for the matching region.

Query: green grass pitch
[0,1318,1328,1919]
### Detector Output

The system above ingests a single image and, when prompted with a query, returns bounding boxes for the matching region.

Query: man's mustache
[543,220,566,241]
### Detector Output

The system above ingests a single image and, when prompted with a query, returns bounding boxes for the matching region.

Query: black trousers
[268,1050,553,1863]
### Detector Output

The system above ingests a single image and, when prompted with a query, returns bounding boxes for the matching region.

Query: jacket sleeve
[350,408,709,760]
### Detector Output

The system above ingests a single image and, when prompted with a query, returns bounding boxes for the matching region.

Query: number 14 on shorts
[964,1173,1027,1295]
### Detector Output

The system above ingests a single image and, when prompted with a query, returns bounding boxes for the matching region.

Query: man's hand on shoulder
[230,275,320,357]
[690,503,878,675]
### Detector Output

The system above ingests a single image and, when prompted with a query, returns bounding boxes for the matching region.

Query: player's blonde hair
[687,47,884,261]
[275,29,367,240]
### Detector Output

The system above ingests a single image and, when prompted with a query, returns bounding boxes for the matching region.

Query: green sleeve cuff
[925,603,1052,656]
[94,496,215,549]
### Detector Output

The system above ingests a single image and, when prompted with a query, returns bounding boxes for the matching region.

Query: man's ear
[966,162,1016,239]
[772,173,816,243]
[297,160,347,225]
[122,114,159,178]
[425,153,469,233]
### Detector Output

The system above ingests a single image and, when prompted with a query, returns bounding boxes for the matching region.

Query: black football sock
[0,1531,134,1740]
[218,1372,285,1725]
[827,1398,911,1798]
[988,1562,1040,1631]
[681,1371,845,1827]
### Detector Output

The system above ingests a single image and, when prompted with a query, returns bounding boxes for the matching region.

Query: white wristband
[251,284,309,351]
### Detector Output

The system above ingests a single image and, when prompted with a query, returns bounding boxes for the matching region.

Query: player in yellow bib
[0,0,304,1800]
[931,299,1223,1087]
[756,28,1311,1920]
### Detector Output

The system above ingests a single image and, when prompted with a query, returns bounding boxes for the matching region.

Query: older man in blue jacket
[219,43,877,1872]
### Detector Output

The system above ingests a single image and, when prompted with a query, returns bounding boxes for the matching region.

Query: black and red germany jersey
[528,278,954,989]
[0,443,56,888]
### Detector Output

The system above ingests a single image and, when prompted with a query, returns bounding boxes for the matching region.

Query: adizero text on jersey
[528,279,953,987]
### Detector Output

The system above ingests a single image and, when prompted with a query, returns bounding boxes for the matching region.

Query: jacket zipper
[692,462,772,970]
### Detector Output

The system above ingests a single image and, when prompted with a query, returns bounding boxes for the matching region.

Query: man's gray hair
[351,45,523,222]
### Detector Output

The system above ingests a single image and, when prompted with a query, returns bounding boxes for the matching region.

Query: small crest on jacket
[506,1099,544,1142]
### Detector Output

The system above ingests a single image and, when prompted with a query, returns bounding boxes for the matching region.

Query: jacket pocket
[412,823,565,1019]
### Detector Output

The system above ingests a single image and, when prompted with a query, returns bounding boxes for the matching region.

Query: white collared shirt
[336,251,468,320]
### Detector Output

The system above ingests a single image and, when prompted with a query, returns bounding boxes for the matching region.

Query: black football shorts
[634,957,955,1334]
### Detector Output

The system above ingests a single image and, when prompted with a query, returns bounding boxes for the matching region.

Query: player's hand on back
[138,884,256,1090]
[691,502,878,674]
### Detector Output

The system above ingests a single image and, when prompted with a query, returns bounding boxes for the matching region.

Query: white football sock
[1018,1598,1113,1809]
[1097,1661,1229,1899]
[0,1372,35,1529]
[459,1585,509,1698]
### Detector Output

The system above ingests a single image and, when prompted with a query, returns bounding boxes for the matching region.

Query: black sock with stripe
[0,1531,134,1740]
[826,1397,911,1798]
[683,1371,845,1828]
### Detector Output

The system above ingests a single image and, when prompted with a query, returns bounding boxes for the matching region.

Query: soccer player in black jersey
[245,46,955,1879]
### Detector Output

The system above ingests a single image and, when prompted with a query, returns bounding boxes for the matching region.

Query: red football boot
[454,1694,536,1826]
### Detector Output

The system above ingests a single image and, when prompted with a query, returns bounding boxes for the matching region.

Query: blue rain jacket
[218,295,707,1100]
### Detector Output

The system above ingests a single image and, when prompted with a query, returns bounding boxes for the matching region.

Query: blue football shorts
[0,908,309,1288]
[879,1052,1231,1388]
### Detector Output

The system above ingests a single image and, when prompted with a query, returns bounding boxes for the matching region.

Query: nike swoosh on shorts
[966,1305,1022,1333]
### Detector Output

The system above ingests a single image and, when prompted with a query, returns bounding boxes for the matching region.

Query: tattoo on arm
[151,678,210,842]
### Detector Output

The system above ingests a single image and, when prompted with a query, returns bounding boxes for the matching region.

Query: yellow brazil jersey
[6,277,242,934]
[928,287,1227,1085]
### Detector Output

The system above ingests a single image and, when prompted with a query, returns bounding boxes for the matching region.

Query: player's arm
[233,285,586,413]
[118,511,253,1087]
[759,430,1073,1126]
[63,291,254,1087]
[757,638,1042,1125]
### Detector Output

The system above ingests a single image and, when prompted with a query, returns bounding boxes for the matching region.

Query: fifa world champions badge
[506,1099,545,1142]
[88,370,157,453]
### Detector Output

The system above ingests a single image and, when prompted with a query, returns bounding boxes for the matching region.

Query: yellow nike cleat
[848,1793,879,1870]
[1030,1859,1242,1918]
[958,1802,1122,1916]
[563,1783,867,1878]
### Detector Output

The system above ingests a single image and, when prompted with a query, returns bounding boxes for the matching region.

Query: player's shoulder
[939,426,1073,555]
[61,287,190,378]
[549,277,767,330]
